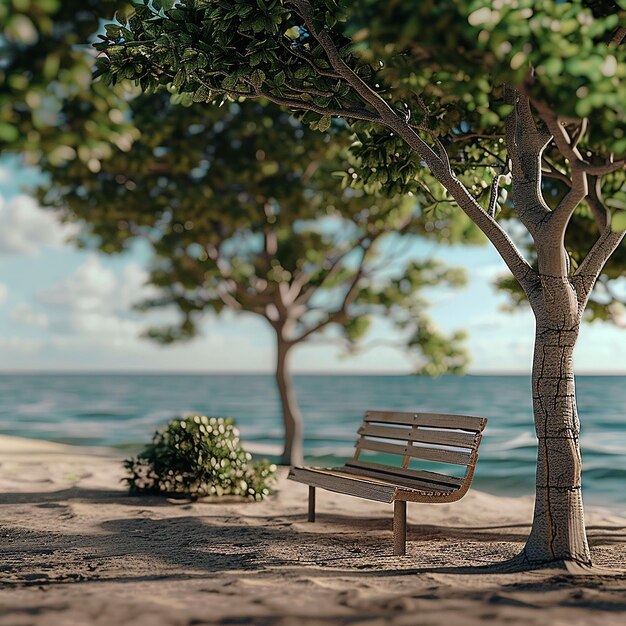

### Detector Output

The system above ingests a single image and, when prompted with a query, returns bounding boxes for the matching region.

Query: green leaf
[294,66,310,79]
[249,52,263,66]
[193,85,210,102]
[221,75,239,90]
[318,115,331,132]
[250,68,266,87]
[173,69,185,89]
[0,123,19,142]
[611,212,626,233]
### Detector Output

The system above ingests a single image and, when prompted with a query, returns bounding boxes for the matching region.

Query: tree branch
[487,162,510,218]
[550,167,588,234]
[504,86,552,234]
[286,83,336,98]
[206,242,274,311]
[287,0,537,296]
[292,230,375,307]
[288,0,444,165]
[580,160,626,176]
[574,216,626,301]
[216,285,243,311]
[533,97,624,177]
[293,242,371,343]
[257,87,380,123]
[586,175,610,231]
[570,118,588,149]
[532,98,589,241]
[278,39,341,79]
[541,160,609,233]
[541,157,572,187]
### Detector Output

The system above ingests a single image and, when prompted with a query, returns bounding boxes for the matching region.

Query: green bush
[124,415,277,501]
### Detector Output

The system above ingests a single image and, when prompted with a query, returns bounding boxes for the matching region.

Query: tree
[95,0,626,567]
[349,0,626,329]
[39,94,470,466]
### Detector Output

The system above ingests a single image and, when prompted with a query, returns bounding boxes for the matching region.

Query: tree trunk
[275,338,304,466]
[523,277,591,565]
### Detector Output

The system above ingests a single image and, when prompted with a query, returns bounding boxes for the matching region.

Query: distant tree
[39,95,471,465]
[96,0,626,567]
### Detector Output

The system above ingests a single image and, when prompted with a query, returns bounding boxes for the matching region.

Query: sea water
[0,374,625,508]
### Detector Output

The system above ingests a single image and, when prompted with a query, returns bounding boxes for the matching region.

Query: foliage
[30,1,480,466]
[124,415,277,500]
[39,95,471,374]
[94,0,625,156]
[347,0,625,145]
[0,0,135,162]
[95,0,626,319]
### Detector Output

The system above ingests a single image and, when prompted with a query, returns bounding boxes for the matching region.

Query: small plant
[124,415,277,501]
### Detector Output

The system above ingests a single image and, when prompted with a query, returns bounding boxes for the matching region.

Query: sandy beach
[1,435,626,625]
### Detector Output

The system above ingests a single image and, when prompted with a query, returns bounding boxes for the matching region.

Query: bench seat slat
[308,467,455,494]
[288,466,396,503]
[345,459,464,488]
[358,424,478,448]
[365,411,486,432]
[289,466,457,500]
[356,438,473,465]
[338,465,457,493]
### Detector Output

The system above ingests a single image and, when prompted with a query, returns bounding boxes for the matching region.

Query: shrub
[124,415,277,501]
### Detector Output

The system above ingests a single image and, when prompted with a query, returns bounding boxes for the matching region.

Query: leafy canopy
[95,1,625,152]
[95,0,626,320]
[39,94,472,373]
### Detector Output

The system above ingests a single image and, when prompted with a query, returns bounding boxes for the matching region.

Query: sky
[1,158,625,375]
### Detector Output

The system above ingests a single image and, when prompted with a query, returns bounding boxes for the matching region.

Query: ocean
[1,373,625,508]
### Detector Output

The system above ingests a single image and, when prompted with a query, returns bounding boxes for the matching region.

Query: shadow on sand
[1,486,626,586]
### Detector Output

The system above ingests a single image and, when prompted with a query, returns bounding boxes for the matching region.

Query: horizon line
[0,369,625,376]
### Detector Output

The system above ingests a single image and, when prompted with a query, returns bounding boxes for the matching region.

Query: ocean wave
[3,373,626,505]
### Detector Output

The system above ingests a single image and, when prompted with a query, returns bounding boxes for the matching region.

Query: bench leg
[308,486,316,522]
[393,500,407,556]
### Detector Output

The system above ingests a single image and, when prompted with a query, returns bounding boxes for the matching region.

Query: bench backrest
[345,410,487,491]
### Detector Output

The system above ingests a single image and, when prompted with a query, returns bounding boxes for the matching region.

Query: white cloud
[39,255,160,342]
[11,254,279,368]
[0,336,45,353]
[0,283,7,306]
[10,303,48,328]
[41,254,118,312]
[0,194,77,255]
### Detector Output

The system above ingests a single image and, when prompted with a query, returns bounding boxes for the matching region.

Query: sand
[1,435,626,625]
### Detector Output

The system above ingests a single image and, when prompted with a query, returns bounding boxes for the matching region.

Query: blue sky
[1,158,625,374]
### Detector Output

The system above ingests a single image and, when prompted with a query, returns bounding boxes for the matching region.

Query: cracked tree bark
[275,335,304,467]
[524,292,590,565]
[507,90,594,566]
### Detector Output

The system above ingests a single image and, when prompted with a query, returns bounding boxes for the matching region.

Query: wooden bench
[288,410,487,556]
